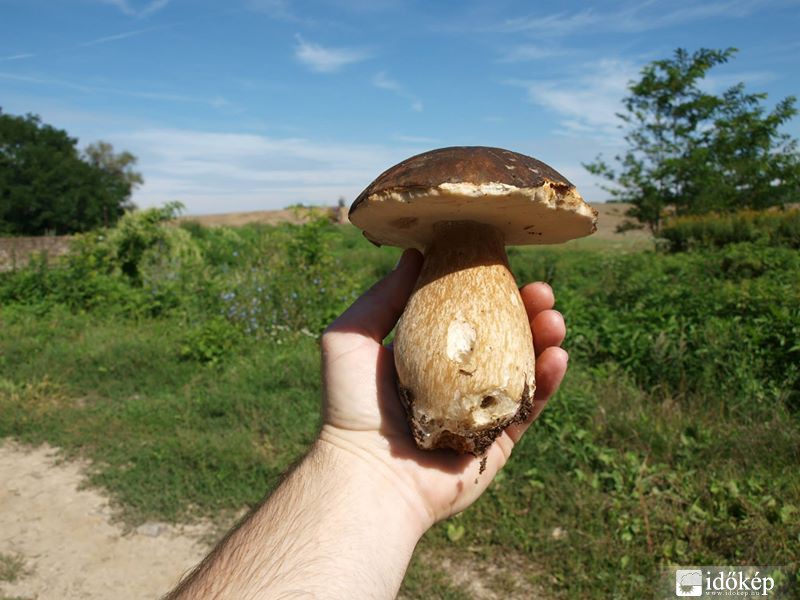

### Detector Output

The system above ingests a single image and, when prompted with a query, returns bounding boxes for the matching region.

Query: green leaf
[780,504,796,524]
[446,522,465,543]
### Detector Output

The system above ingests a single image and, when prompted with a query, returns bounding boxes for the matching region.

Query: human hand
[318,248,568,532]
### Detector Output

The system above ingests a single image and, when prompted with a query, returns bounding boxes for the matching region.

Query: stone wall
[0,236,72,271]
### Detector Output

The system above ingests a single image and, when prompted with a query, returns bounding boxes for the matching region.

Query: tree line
[0,110,142,235]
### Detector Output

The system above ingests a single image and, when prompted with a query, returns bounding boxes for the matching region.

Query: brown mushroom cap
[349,146,597,249]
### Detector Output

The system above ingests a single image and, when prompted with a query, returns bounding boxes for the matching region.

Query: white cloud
[96,0,171,18]
[500,8,598,36]
[113,128,410,213]
[373,71,423,112]
[497,44,565,63]
[0,71,233,109]
[507,58,639,139]
[391,134,439,145]
[138,0,170,18]
[0,53,36,62]
[78,26,161,47]
[247,0,298,21]
[329,0,402,12]
[294,35,370,73]
[496,0,777,37]
[372,71,401,93]
[702,70,778,93]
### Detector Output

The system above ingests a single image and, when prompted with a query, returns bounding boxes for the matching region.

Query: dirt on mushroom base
[0,441,213,600]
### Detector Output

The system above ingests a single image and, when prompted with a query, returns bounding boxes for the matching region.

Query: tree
[0,110,143,235]
[585,48,800,233]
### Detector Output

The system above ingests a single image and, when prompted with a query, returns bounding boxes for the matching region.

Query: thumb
[327,249,423,342]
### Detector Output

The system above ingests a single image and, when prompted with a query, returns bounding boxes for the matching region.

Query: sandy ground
[0,441,212,600]
[178,206,342,227]
[0,441,546,599]
[586,202,647,240]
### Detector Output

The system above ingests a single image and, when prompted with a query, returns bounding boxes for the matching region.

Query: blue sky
[2,0,799,214]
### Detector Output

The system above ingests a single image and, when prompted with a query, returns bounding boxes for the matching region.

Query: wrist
[316,426,434,538]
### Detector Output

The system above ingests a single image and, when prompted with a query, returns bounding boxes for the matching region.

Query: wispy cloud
[328,0,403,12]
[247,0,292,19]
[96,0,170,18]
[392,134,438,145]
[702,70,778,92]
[115,128,618,211]
[139,0,170,18]
[78,26,162,47]
[0,25,162,65]
[0,71,233,109]
[114,128,407,212]
[494,0,778,37]
[507,58,640,139]
[0,53,36,62]
[499,9,597,37]
[497,44,567,63]
[293,35,370,73]
[373,71,423,112]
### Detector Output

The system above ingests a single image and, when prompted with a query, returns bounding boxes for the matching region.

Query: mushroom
[349,146,597,456]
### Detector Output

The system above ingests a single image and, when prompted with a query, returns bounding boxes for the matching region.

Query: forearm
[168,439,426,599]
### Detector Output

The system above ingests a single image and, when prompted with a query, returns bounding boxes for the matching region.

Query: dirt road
[0,441,212,600]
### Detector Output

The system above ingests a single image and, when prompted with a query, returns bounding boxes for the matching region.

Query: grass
[0,312,321,522]
[0,211,798,598]
[0,553,26,584]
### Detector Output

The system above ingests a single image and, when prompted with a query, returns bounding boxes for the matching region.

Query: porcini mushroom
[349,146,597,456]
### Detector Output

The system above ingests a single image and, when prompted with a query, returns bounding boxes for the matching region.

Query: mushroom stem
[394,220,536,455]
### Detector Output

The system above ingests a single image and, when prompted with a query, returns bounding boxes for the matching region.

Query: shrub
[217,218,360,337]
[659,208,800,251]
[570,245,799,409]
[179,317,243,366]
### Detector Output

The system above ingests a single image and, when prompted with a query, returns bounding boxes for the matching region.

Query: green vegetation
[586,48,800,233]
[0,553,27,584]
[0,211,798,598]
[660,208,800,251]
[0,111,141,235]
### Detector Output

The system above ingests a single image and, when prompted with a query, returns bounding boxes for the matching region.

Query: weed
[0,553,28,584]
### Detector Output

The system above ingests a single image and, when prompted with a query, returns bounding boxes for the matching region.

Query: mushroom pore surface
[394,220,535,455]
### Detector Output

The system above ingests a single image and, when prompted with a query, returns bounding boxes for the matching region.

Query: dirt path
[0,441,212,600]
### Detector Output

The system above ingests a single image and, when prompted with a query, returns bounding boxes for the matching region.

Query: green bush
[0,210,363,336]
[659,208,800,251]
[511,243,800,411]
[216,219,360,337]
[179,317,243,366]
